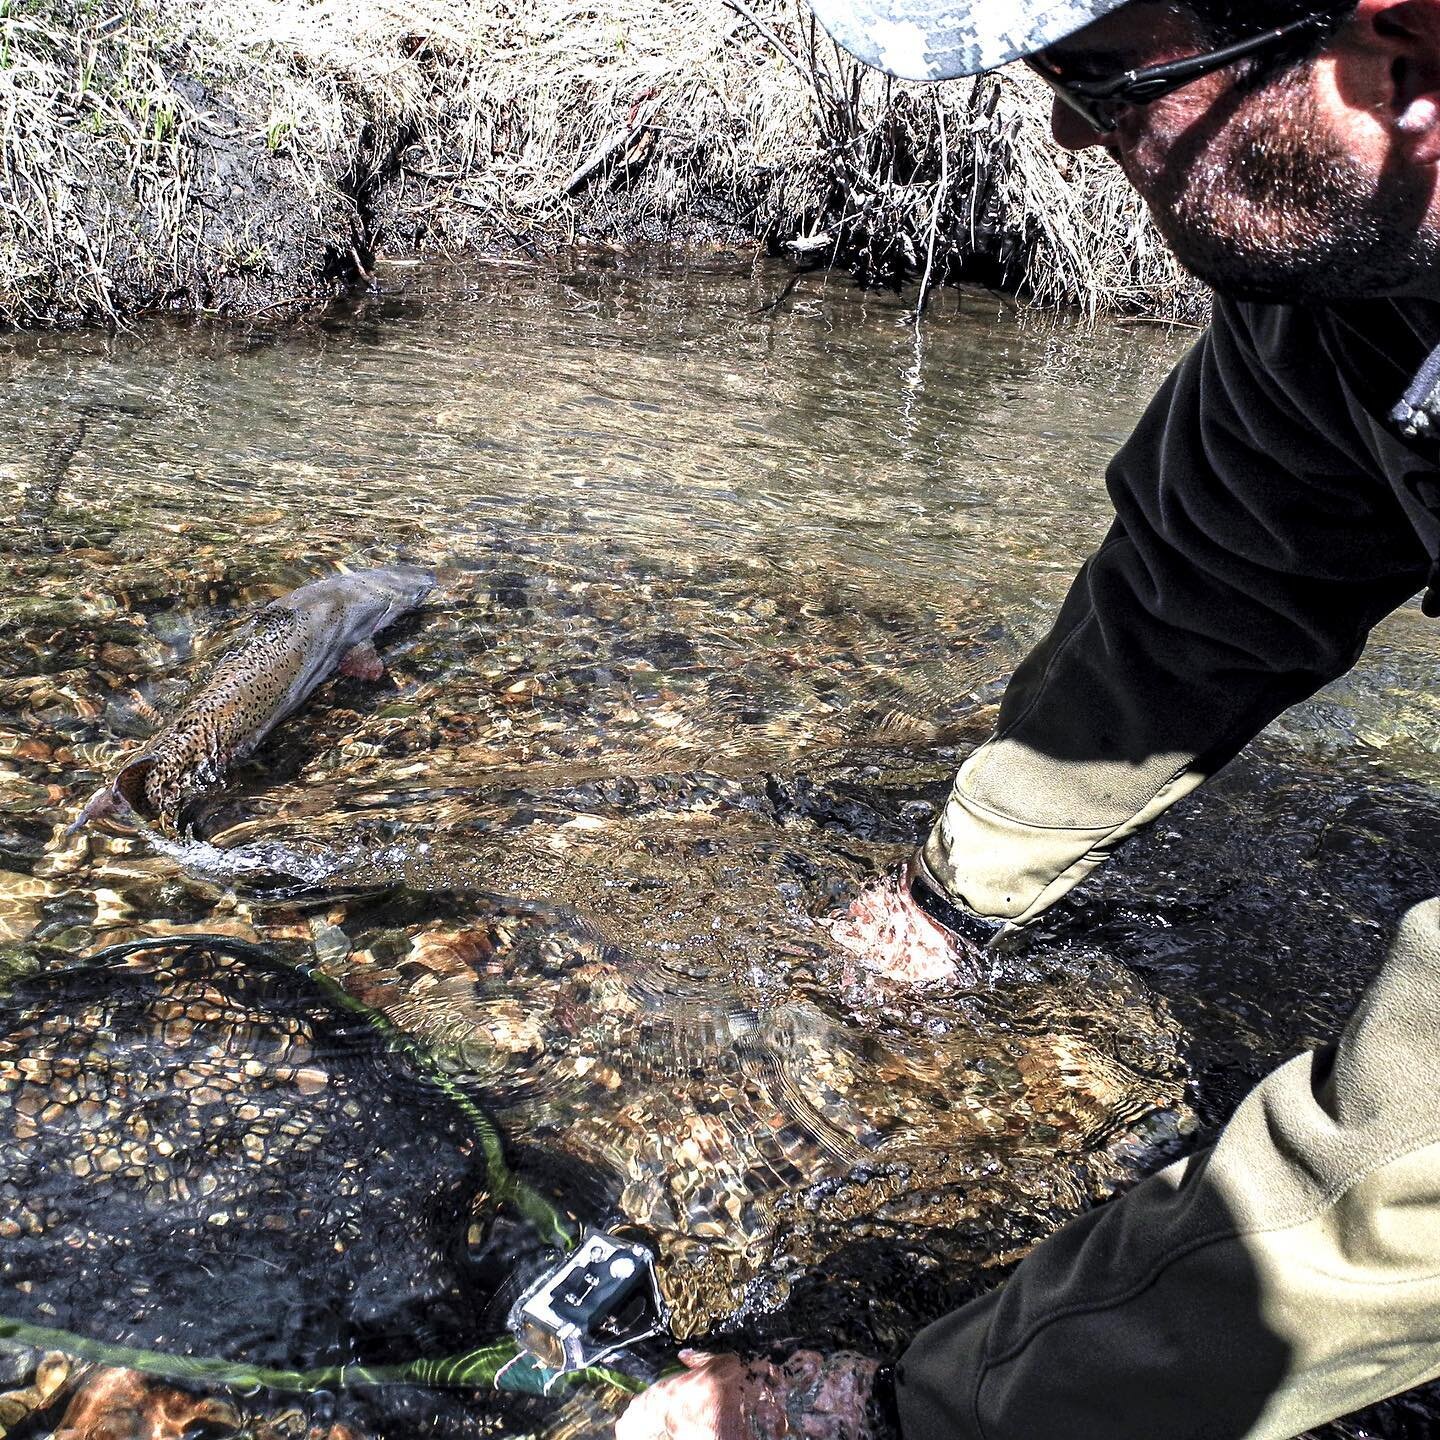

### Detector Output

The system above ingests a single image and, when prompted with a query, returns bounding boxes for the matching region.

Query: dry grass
[0,0,1208,327]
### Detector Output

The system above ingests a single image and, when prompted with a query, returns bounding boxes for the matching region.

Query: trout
[70,566,435,834]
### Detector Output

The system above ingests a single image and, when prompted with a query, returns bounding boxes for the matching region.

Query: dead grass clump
[390,0,1204,318]
[0,0,1207,327]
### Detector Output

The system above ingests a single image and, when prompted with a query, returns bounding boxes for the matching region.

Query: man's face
[1043,1,1439,301]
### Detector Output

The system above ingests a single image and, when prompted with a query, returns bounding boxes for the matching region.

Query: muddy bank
[0,0,1206,328]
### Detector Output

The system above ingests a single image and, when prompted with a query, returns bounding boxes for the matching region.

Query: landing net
[0,935,625,1402]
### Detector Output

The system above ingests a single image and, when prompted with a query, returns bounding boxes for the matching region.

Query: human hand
[615,1349,883,1440]
[824,866,983,985]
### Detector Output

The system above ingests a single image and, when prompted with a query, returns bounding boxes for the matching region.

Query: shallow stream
[1,259,1438,1439]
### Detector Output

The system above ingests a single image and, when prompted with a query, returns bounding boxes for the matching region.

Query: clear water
[0,258,1437,1439]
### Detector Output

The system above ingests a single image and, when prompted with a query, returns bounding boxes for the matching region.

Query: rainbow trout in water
[70,566,435,834]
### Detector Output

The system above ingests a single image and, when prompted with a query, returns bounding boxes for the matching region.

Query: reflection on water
[0,260,1436,1438]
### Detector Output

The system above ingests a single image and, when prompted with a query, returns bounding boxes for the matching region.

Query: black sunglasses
[1025,2,1356,134]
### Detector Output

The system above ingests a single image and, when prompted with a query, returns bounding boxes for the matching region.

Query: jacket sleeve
[922,300,1430,924]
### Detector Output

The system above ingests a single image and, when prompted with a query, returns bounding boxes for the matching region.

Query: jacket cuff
[894,1289,1000,1440]
[921,738,1209,924]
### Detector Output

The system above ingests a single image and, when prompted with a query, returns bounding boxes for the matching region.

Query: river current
[1,258,1438,1439]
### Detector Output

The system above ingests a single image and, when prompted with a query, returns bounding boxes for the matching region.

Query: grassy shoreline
[0,0,1207,328]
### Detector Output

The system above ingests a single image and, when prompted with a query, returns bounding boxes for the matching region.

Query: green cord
[0,1316,643,1397]
[291,952,575,1249]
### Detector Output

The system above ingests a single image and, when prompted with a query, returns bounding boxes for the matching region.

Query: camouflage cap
[805,0,1134,80]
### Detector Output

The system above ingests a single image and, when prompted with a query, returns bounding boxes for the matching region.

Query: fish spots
[95,572,430,832]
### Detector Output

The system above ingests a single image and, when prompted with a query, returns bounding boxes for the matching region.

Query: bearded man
[618,2,1440,1437]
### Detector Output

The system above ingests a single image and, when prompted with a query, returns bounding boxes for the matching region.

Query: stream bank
[0,0,1206,328]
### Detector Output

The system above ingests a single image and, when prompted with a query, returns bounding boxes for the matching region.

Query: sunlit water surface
[1,259,1437,1439]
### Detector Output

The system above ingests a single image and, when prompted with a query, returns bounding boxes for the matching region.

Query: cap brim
[805,0,1132,80]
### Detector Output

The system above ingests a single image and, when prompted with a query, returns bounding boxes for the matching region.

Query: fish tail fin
[66,786,120,837]
[66,757,153,838]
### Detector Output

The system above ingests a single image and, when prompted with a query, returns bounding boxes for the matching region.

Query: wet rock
[0,1341,40,1387]
[0,1349,76,1430]
[50,1367,240,1440]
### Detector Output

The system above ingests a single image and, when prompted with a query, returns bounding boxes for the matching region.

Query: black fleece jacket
[1002,294,1438,782]
[922,296,1440,923]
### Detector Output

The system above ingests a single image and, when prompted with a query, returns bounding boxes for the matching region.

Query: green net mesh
[0,936,512,1384]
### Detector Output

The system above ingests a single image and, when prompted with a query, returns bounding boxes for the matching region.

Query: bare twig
[1117,314,1205,331]
[751,268,807,314]
[722,0,807,79]
[913,90,947,321]
[563,100,658,195]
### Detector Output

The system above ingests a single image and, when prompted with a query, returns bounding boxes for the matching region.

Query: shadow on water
[0,259,1436,1436]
